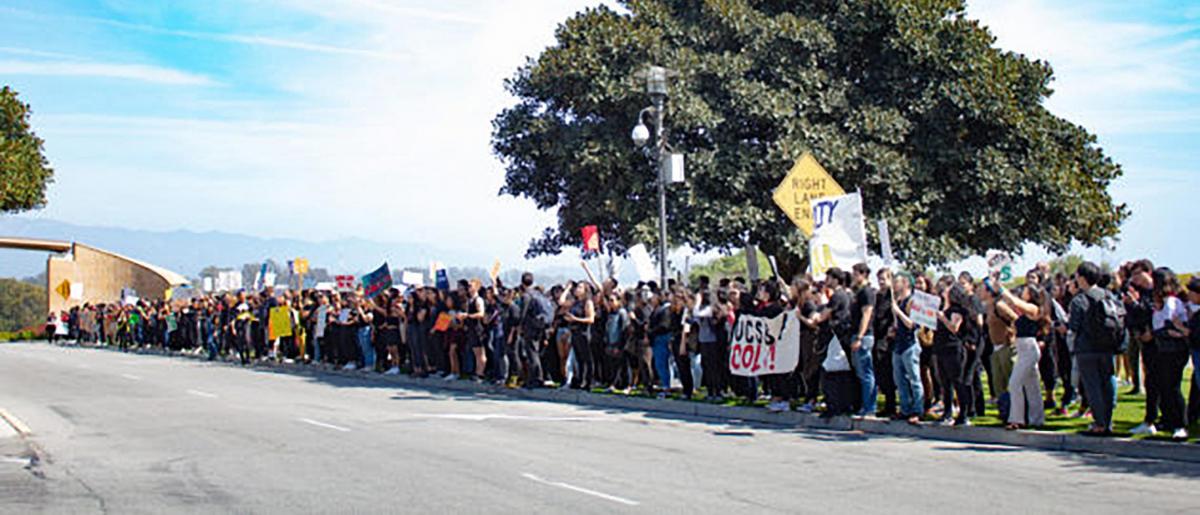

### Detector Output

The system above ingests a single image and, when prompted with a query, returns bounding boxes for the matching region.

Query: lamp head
[631,123,650,147]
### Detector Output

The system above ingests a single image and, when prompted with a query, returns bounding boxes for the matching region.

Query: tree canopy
[492,0,1126,277]
[1,86,53,214]
[0,278,44,332]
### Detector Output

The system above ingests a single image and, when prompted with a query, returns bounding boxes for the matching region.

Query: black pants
[1155,349,1189,431]
[822,371,856,415]
[570,331,595,389]
[935,347,971,423]
[1038,338,1057,407]
[675,350,695,398]
[700,342,726,396]
[801,338,824,403]
[874,344,896,416]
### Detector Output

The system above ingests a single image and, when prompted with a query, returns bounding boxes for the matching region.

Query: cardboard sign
[809,192,868,277]
[435,269,450,291]
[433,312,453,332]
[401,271,424,287]
[490,260,502,283]
[292,258,310,275]
[581,225,600,253]
[335,275,356,292]
[728,311,801,377]
[268,306,293,339]
[909,290,942,330]
[772,153,845,237]
[360,263,393,298]
[986,251,1014,282]
[628,244,657,283]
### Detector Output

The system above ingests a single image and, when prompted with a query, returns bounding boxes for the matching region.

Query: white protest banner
[335,275,356,292]
[401,271,424,287]
[202,277,214,293]
[628,244,657,283]
[878,219,894,266]
[909,290,942,330]
[69,282,84,301]
[216,270,243,292]
[728,311,801,377]
[809,192,868,278]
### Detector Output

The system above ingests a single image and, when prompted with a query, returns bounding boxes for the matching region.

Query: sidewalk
[74,342,1200,464]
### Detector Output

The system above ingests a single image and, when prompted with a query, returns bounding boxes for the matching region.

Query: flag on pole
[361,263,393,298]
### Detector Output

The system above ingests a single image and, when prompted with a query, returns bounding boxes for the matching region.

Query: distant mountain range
[0,217,492,280]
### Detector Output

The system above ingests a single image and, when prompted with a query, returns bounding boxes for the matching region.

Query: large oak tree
[1,86,53,214]
[492,0,1126,276]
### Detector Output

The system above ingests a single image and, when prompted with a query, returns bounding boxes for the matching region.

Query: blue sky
[0,0,1197,274]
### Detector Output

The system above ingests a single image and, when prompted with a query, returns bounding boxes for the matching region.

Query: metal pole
[653,95,668,289]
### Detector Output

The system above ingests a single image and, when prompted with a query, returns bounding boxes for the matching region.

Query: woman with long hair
[1149,267,1190,440]
[563,281,596,389]
[992,277,1050,430]
[932,281,975,426]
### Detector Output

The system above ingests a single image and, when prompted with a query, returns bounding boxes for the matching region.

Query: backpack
[524,290,555,329]
[1084,289,1126,353]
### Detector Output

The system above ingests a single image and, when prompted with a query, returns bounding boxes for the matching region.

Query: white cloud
[967,0,1200,108]
[0,60,217,86]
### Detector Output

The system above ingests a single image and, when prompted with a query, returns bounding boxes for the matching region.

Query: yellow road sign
[772,153,845,237]
[56,279,71,301]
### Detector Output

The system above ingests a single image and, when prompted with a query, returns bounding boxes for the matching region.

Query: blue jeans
[893,344,923,417]
[652,334,672,391]
[357,326,374,368]
[854,335,876,414]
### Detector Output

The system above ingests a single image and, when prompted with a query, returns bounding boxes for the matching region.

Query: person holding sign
[889,274,924,425]
[985,276,1051,430]
[932,281,977,427]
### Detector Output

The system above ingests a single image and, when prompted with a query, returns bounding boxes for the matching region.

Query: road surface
[0,341,1197,514]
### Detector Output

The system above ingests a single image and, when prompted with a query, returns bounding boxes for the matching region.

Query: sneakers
[443,373,457,381]
[1130,422,1157,435]
[384,367,400,375]
[1172,428,1189,440]
[797,402,815,414]
[341,363,357,371]
[766,400,791,412]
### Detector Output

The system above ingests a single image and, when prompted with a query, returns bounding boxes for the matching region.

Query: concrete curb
[77,343,1200,464]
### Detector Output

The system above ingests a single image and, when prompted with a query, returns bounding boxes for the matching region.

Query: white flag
[809,192,868,278]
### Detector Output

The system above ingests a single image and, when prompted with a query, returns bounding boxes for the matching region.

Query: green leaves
[0,86,53,214]
[491,0,1126,272]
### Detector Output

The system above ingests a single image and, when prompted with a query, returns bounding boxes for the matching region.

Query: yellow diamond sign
[56,279,72,301]
[772,153,845,237]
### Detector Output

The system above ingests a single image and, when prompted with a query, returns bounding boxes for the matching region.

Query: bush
[0,329,39,342]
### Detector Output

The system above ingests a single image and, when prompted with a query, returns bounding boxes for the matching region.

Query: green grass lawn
[969,366,1198,442]
[588,365,1200,442]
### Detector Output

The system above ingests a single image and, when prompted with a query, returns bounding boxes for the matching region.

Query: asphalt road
[1,341,1198,514]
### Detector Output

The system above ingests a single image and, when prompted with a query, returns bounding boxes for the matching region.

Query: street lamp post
[632,66,673,289]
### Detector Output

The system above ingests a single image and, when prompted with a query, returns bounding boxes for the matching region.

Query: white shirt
[1151,296,1187,331]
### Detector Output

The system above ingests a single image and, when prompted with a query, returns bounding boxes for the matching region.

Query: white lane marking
[1,457,29,465]
[411,413,600,422]
[521,473,639,506]
[120,373,142,381]
[298,418,351,432]
[187,390,218,399]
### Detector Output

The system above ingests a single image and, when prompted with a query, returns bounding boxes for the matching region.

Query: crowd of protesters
[45,258,1200,440]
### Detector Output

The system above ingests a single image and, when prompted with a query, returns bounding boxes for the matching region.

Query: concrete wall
[46,243,173,314]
